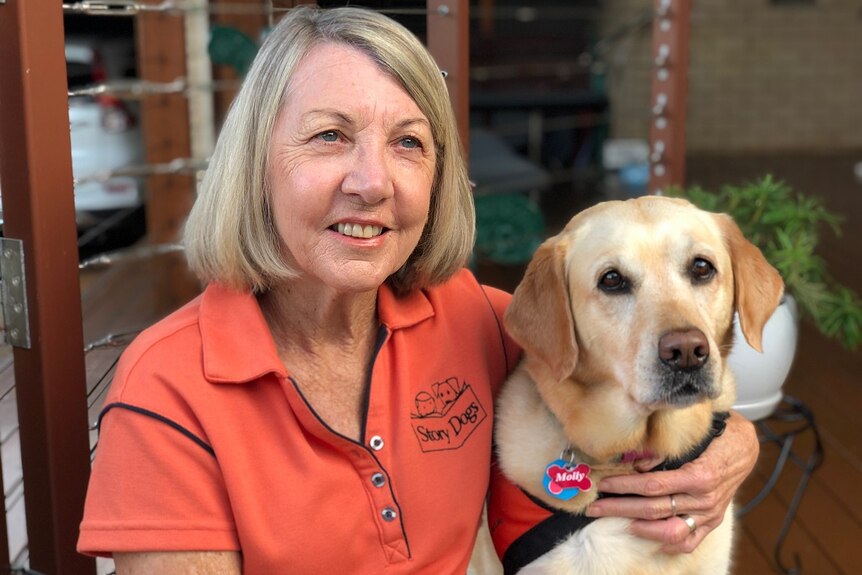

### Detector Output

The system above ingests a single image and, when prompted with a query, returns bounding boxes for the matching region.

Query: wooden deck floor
[1,152,860,573]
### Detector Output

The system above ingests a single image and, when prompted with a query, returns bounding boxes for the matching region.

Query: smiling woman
[264,42,436,295]
[181,7,473,296]
[77,6,504,574]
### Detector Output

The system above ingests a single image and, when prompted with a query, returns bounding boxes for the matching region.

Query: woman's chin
[311,265,396,295]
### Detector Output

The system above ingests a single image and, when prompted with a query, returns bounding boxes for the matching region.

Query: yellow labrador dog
[489,196,783,575]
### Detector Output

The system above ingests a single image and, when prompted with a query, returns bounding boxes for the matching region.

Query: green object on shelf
[209,25,259,76]
[474,194,545,265]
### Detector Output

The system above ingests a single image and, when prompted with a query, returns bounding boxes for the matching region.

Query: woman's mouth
[333,222,385,239]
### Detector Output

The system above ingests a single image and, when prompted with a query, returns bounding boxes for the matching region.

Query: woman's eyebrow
[298,110,431,134]
[395,117,432,131]
[300,109,354,125]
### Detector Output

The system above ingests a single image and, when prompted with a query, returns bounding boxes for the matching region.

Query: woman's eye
[691,258,716,282]
[318,130,339,143]
[598,270,629,293]
[399,136,421,149]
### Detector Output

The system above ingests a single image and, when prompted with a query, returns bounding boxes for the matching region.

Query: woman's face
[267,42,436,295]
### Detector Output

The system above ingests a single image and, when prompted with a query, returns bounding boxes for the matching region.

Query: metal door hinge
[1,238,31,348]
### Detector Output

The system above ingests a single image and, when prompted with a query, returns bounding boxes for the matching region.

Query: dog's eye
[691,258,716,282]
[599,270,629,293]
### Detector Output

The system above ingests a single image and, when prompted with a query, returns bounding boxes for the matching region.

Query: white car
[66,38,145,228]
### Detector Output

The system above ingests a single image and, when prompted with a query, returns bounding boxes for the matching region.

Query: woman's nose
[341,143,395,204]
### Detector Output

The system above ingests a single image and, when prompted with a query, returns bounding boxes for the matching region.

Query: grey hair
[183,5,475,295]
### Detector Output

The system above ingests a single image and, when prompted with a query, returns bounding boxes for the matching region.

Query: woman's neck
[258,279,380,353]
[258,279,383,440]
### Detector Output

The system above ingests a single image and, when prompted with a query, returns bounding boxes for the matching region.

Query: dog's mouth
[652,366,717,408]
[618,449,664,471]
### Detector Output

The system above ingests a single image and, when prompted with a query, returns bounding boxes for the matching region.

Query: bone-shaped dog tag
[543,458,593,501]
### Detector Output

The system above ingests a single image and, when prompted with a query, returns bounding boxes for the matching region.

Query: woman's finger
[627,515,711,552]
[597,461,719,498]
[586,492,709,520]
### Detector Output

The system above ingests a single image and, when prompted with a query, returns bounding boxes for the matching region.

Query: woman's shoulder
[128,293,207,355]
[426,268,521,378]
[110,283,281,401]
[108,295,207,399]
[428,267,512,317]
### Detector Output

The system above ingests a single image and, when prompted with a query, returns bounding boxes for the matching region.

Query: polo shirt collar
[199,283,286,384]
[377,281,435,329]
[200,281,435,384]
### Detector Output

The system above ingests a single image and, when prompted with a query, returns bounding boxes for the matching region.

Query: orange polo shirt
[78,269,520,574]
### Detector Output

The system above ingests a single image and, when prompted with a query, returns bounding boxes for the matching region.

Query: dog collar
[648,411,729,472]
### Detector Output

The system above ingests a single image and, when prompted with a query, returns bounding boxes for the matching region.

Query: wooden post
[426,0,470,151]
[648,0,690,194]
[0,1,96,573]
[137,1,201,306]
[211,0,268,120]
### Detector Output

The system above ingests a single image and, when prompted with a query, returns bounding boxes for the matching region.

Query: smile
[334,222,385,239]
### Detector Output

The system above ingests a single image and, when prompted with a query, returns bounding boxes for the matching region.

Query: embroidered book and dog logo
[411,376,487,452]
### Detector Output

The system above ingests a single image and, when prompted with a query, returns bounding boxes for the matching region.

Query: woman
[78,6,758,574]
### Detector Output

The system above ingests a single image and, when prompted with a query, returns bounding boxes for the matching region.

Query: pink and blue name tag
[543,459,593,501]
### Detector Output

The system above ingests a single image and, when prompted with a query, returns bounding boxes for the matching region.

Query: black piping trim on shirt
[99,402,216,458]
[359,324,389,444]
[366,446,413,559]
[479,284,511,377]
[501,411,731,574]
[287,374,412,560]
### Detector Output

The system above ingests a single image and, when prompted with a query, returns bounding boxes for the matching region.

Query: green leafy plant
[668,175,862,349]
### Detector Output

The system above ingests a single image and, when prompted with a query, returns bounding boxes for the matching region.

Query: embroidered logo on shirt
[410,376,487,452]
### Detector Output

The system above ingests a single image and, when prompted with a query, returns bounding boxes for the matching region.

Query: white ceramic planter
[729,296,799,421]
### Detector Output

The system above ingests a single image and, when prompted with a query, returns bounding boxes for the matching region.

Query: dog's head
[504,196,784,414]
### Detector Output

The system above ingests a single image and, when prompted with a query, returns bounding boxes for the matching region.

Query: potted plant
[667,175,862,419]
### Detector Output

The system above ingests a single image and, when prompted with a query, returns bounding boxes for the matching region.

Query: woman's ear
[717,214,785,352]
[504,237,578,382]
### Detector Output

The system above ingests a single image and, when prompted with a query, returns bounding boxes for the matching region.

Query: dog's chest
[515,511,733,575]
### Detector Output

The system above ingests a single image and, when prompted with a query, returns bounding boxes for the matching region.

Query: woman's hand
[585,411,759,553]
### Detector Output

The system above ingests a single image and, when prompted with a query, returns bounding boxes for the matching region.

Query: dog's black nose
[659,329,710,370]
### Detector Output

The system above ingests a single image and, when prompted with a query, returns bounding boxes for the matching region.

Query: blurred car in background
[0,36,146,258]
[66,36,148,258]
[66,36,145,230]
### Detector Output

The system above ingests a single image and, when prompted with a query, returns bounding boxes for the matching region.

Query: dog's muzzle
[656,328,714,405]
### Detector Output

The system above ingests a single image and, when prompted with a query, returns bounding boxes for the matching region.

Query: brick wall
[599,0,862,152]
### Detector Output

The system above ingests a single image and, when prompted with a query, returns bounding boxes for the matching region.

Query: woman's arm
[114,551,241,574]
[584,411,759,553]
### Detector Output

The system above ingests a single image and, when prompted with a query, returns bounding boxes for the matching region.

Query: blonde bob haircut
[183,5,475,295]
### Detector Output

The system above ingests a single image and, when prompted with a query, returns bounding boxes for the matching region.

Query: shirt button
[381,507,397,522]
[369,435,384,451]
[371,472,386,488]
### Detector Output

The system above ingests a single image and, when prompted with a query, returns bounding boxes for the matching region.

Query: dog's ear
[717,214,785,352]
[504,237,578,381]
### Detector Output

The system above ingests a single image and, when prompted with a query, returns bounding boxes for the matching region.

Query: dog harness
[488,412,730,574]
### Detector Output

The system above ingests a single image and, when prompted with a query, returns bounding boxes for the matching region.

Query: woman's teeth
[335,223,383,239]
